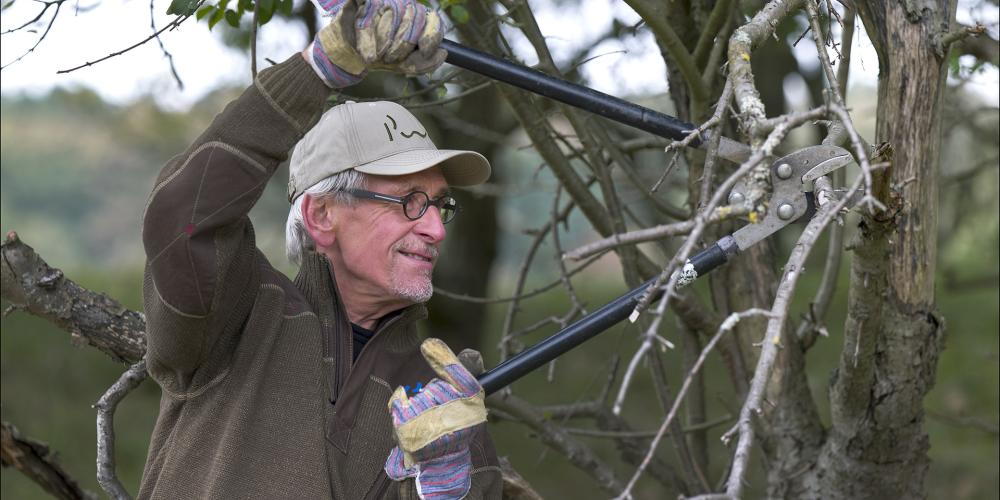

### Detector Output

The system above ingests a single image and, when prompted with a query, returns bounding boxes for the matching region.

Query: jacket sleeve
[141,54,329,395]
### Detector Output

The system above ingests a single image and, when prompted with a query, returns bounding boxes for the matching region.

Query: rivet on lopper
[776,163,793,180]
[777,203,795,220]
[728,192,746,205]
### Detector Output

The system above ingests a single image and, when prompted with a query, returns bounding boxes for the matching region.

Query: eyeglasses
[344,189,461,224]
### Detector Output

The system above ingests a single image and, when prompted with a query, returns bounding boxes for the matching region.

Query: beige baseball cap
[288,100,491,202]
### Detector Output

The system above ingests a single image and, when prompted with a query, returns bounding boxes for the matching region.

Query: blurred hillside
[1,87,998,499]
[2,87,238,270]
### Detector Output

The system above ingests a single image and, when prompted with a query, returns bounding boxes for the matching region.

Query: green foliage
[166,0,200,16]
[440,0,469,24]
[190,0,292,31]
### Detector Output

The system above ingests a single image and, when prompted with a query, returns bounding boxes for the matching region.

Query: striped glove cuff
[306,41,365,88]
[385,446,473,500]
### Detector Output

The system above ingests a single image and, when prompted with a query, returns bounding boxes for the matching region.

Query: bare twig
[497,456,545,500]
[499,192,584,360]
[728,0,805,138]
[563,204,750,262]
[804,0,845,108]
[797,122,849,348]
[57,4,203,74]
[1,0,63,70]
[564,414,732,438]
[150,0,184,89]
[652,111,722,193]
[1,420,96,500]
[623,0,709,114]
[406,81,493,109]
[698,79,735,209]
[955,24,999,65]
[488,393,624,495]
[95,360,148,500]
[926,409,1000,435]
[434,253,604,304]
[692,0,734,67]
[615,309,773,499]
[551,179,584,316]
[835,5,855,99]
[592,125,690,220]
[2,0,65,35]
[724,173,865,497]
[507,303,584,340]
[251,0,259,78]
[827,104,882,213]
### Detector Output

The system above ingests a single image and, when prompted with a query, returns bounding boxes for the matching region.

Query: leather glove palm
[308,0,446,88]
[384,339,487,499]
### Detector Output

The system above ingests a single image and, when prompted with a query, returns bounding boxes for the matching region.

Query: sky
[1,0,997,111]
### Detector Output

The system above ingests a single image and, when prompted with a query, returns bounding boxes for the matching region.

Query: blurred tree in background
[2,0,998,498]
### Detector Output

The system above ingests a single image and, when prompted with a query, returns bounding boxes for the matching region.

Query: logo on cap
[383,114,427,142]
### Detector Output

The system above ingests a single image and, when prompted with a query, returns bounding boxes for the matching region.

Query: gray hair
[285,169,368,265]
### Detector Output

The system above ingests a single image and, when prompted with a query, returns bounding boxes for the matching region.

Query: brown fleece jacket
[138,54,501,499]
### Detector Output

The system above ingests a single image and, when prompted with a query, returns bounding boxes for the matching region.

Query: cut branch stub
[95,360,148,500]
[1,231,146,364]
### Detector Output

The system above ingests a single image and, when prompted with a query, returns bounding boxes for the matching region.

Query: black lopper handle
[477,275,660,395]
[476,236,739,395]
[442,39,699,143]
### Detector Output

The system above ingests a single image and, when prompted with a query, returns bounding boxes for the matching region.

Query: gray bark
[1,232,146,364]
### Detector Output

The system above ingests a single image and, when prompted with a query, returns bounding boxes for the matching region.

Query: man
[138,0,500,498]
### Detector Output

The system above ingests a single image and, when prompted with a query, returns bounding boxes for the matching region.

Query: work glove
[308,0,446,88]
[384,338,488,500]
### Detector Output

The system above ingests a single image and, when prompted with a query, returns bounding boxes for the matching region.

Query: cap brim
[353,148,491,187]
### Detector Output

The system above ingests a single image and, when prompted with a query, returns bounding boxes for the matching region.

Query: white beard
[389,240,438,303]
[390,273,434,303]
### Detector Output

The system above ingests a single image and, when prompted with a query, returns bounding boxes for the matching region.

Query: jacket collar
[293,250,425,353]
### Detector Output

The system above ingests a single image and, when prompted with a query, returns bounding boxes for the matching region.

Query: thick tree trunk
[802,0,952,497]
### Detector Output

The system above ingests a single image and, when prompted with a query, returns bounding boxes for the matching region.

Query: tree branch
[0,0,63,70]
[724,172,865,497]
[796,123,849,349]
[150,0,184,90]
[1,232,146,364]
[692,0,734,67]
[624,0,709,115]
[563,205,750,262]
[57,4,203,74]
[728,0,805,139]
[487,393,625,495]
[615,309,773,499]
[95,360,148,500]
[1,419,96,500]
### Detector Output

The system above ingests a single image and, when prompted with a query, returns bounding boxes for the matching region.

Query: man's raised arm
[140,53,329,393]
[139,0,448,397]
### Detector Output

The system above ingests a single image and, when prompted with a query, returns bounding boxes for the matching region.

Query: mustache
[392,241,440,259]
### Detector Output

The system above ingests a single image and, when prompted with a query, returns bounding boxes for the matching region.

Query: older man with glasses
[137,1,500,499]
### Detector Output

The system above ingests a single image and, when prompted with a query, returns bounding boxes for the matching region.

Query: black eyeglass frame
[344,188,461,224]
